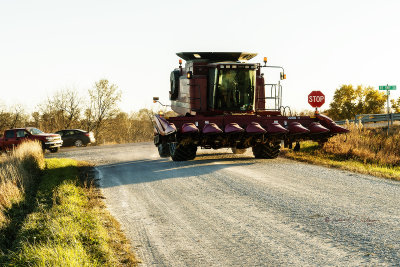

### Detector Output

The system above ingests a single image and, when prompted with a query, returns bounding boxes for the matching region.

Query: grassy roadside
[0,144,137,266]
[281,142,400,181]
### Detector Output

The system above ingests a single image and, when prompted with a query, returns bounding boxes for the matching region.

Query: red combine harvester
[152,52,348,161]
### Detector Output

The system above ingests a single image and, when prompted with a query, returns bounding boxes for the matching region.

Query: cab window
[5,130,14,139]
[16,130,27,138]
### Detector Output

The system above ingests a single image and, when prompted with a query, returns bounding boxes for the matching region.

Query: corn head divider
[153,52,348,161]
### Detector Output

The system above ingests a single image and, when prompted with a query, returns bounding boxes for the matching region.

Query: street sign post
[379,84,397,134]
[308,91,325,113]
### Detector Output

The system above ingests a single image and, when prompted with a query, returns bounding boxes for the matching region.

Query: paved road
[49,143,400,266]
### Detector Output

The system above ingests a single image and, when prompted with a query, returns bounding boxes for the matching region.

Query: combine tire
[252,142,281,159]
[318,138,328,147]
[293,142,300,152]
[169,142,197,161]
[231,147,246,154]
[158,143,170,157]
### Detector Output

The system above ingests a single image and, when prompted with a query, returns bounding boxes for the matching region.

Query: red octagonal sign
[308,91,325,108]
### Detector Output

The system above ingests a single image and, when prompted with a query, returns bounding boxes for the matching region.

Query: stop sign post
[308,91,325,112]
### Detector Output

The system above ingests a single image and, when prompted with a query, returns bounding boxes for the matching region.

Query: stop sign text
[308,91,325,108]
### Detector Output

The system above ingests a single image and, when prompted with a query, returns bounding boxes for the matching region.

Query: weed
[283,123,400,179]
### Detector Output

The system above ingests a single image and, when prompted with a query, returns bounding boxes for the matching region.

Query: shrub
[0,141,44,227]
[323,123,400,166]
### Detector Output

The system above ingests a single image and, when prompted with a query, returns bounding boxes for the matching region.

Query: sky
[1,0,400,114]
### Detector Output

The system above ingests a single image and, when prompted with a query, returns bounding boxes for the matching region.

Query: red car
[0,127,63,153]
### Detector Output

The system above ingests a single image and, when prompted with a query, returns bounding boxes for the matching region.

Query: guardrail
[335,113,400,125]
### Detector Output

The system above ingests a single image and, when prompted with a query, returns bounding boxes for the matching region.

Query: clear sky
[1,0,399,114]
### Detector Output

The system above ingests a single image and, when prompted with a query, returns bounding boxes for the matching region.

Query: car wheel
[74,139,83,147]
[50,147,59,153]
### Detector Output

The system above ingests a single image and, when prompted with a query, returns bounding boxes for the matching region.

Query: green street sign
[379,85,396,90]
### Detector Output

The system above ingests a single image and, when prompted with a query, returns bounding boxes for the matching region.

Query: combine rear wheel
[293,142,300,152]
[158,143,170,157]
[252,142,281,159]
[169,142,197,161]
[318,138,328,147]
[231,147,246,154]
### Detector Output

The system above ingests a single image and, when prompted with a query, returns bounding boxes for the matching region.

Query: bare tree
[9,104,26,128]
[86,79,122,141]
[54,89,82,128]
[38,88,82,131]
[0,103,28,131]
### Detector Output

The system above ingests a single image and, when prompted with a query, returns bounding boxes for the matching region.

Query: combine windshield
[208,68,256,111]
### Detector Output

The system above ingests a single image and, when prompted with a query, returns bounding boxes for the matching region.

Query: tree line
[0,79,159,144]
[1,81,397,143]
[325,84,400,121]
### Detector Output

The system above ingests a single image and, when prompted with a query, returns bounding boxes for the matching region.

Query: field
[0,142,137,266]
[283,122,400,180]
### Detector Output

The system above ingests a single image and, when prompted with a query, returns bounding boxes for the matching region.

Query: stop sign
[308,91,325,108]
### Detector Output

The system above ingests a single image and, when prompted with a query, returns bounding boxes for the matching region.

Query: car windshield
[28,128,43,135]
[209,68,256,111]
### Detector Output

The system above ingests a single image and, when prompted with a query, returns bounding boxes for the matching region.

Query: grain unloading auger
[153,52,348,161]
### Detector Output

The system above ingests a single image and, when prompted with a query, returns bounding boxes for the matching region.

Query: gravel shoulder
[49,143,400,266]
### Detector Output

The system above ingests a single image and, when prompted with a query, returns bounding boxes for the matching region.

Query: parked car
[55,129,95,147]
[0,127,62,153]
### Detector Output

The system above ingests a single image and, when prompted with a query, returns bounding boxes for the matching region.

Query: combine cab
[153,52,348,161]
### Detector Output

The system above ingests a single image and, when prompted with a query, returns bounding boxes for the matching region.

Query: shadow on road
[98,155,257,188]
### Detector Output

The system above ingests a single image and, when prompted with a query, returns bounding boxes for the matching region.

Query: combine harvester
[153,52,348,161]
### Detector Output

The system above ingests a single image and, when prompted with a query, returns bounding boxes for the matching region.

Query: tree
[86,79,122,140]
[362,86,387,114]
[326,85,386,121]
[54,89,82,128]
[391,98,400,113]
[38,88,82,132]
[0,103,28,131]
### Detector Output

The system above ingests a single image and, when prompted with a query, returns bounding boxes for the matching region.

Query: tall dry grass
[323,122,400,166]
[0,141,44,226]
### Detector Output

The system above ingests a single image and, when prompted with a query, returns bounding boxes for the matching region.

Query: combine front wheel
[252,142,281,159]
[169,142,197,161]
[293,142,300,152]
[158,143,170,157]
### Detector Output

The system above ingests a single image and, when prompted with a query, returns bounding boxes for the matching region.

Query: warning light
[280,72,286,80]
[179,59,182,66]
[263,57,267,66]
[187,71,193,79]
